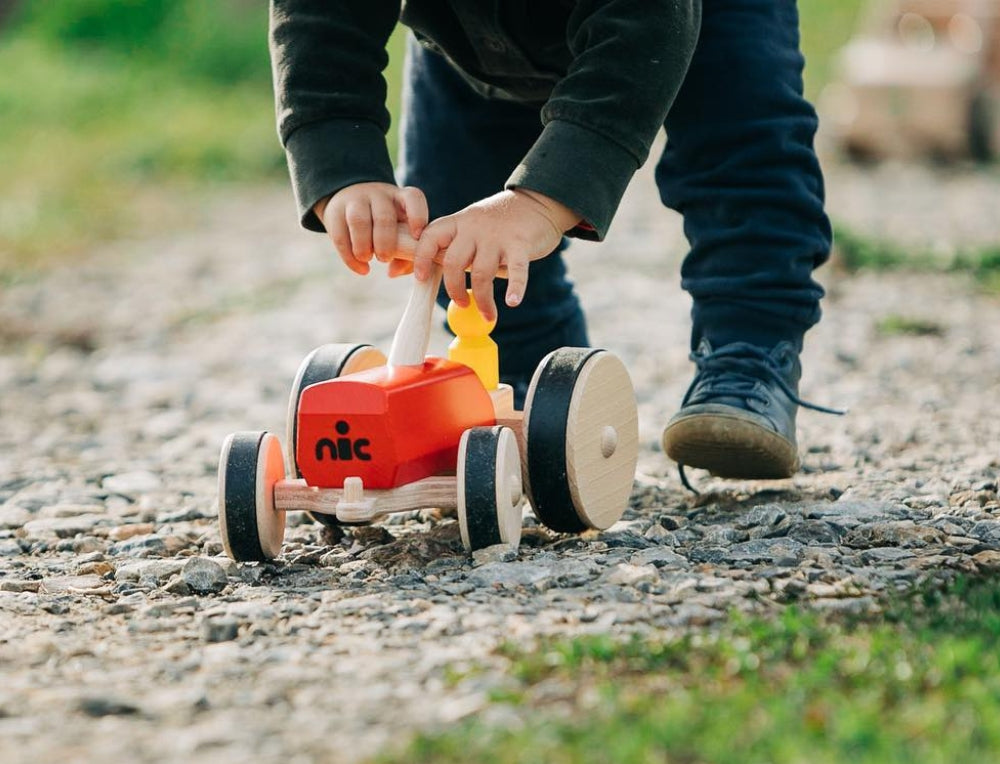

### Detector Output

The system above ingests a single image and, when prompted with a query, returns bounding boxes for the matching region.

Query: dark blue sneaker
[662,340,842,484]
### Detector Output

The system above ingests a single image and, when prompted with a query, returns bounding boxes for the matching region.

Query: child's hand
[314,182,429,276]
[412,189,580,321]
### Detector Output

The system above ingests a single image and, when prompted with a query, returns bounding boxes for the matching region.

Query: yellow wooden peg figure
[447,290,499,390]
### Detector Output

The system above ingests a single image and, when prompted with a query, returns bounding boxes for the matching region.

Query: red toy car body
[295,358,496,490]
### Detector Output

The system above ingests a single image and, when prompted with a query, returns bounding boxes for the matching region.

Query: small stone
[181,557,229,594]
[725,538,805,565]
[787,521,843,544]
[350,526,396,546]
[670,603,725,626]
[842,521,945,549]
[0,580,40,593]
[659,515,684,531]
[804,500,881,523]
[968,521,1000,545]
[201,617,240,643]
[40,575,106,594]
[108,534,169,557]
[163,575,192,596]
[701,527,748,546]
[471,544,518,566]
[22,515,106,539]
[114,559,185,584]
[77,696,141,717]
[0,539,22,556]
[467,562,553,590]
[604,563,659,587]
[102,471,161,495]
[737,504,787,529]
[643,524,673,542]
[600,530,654,549]
[69,537,106,555]
[973,550,1000,571]
[629,547,687,568]
[76,561,114,576]
[0,505,31,530]
[108,523,156,541]
[860,547,915,564]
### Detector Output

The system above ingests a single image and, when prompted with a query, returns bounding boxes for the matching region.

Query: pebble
[471,544,518,566]
[114,559,186,583]
[201,617,240,643]
[181,557,229,594]
[102,471,162,495]
[604,563,659,587]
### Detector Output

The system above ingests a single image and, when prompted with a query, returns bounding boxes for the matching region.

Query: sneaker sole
[662,411,799,479]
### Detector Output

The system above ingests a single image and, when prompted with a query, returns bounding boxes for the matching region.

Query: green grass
[876,315,946,337]
[0,2,406,272]
[834,224,1000,293]
[382,578,1000,764]
[799,0,866,100]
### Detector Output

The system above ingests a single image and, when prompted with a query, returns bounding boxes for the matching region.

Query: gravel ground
[2,155,1000,762]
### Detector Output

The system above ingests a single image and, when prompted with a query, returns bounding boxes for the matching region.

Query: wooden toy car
[217,240,639,562]
[823,0,1000,161]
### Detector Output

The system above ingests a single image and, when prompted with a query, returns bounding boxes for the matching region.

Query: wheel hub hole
[601,426,618,458]
[509,474,523,505]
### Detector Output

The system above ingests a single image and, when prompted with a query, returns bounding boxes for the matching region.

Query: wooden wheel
[457,426,523,552]
[218,431,286,562]
[285,344,385,528]
[522,348,638,533]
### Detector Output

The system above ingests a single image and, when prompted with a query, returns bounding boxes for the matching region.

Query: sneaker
[662,340,842,484]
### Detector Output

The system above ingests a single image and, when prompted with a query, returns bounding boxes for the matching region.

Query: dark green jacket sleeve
[506,0,700,240]
[270,0,400,231]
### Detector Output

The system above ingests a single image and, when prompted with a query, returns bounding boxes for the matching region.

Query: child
[269,0,836,485]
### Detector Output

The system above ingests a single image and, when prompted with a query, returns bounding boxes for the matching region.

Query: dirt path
[2,159,1000,762]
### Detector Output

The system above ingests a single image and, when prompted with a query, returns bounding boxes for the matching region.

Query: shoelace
[677,342,846,493]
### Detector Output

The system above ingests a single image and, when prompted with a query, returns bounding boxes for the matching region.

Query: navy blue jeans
[397,0,831,389]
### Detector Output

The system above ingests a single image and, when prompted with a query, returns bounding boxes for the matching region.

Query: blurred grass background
[0,0,863,272]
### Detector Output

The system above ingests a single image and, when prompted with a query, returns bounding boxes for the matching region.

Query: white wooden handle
[388,264,442,367]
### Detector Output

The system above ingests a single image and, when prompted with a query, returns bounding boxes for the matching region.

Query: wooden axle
[274,475,458,524]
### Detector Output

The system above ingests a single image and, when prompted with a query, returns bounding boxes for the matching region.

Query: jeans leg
[656,0,831,352]
[397,37,588,394]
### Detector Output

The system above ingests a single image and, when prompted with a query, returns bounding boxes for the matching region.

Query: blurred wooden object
[823,0,1000,161]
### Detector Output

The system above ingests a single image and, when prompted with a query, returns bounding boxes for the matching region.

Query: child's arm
[270,0,401,234]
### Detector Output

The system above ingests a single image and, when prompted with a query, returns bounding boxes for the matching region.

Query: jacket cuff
[284,119,396,232]
[505,119,640,242]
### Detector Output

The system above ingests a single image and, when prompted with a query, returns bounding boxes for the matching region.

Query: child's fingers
[397,186,429,239]
[387,259,414,278]
[412,222,452,282]
[326,207,369,275]
[470,249,500,322]
[370,194,399,262]
[344,199,374,262]
[504,253,529,307]
[443,236,475,306]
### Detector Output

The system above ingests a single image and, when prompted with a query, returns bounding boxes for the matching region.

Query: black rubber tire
[286,343,384,528]
[218,431,285,562]
[523,348,602,533]
[457,426,523,552]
